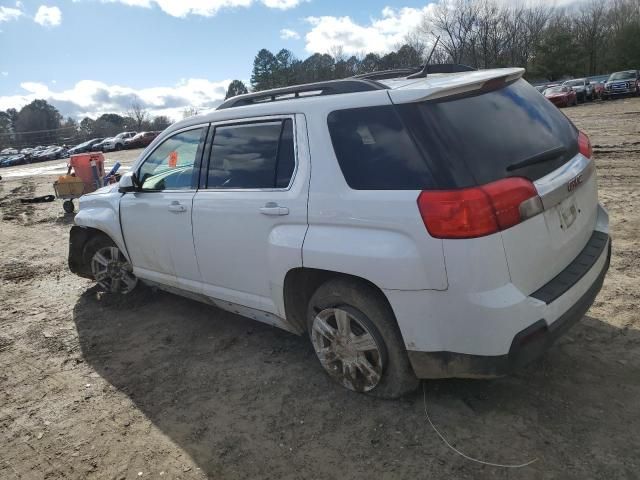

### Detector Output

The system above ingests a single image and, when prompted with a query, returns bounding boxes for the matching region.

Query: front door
[192,116,309,318]
[120,125,208,290]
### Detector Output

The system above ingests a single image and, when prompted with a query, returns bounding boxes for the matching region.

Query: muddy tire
[83,235,138,294]
[307,278,418,399]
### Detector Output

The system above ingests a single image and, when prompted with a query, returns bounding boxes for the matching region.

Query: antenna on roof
[407,36,441,79]
[426,36,441,67]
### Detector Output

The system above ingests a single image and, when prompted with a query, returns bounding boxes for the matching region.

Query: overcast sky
[0,0,579,120]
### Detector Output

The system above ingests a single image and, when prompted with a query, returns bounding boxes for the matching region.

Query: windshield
[328,79,578,190]
[545,86,565,95]
[609,71,636,81]
[564,80,584,87]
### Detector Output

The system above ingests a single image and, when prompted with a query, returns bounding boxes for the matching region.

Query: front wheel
[85,236,138,294]
[307,278,418,398]
[62,199,74,213]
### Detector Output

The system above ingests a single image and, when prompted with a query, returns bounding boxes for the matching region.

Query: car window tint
[327,105,437,190]
[207,119,295,189]
[397,79,578,186]
[138,127,204,191]
[276,119,295,188]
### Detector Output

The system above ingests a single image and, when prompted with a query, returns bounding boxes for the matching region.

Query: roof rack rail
[216,79,388,110]
[354,64,477,81]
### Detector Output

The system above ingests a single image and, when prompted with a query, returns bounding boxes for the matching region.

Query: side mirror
[118,172,138,193]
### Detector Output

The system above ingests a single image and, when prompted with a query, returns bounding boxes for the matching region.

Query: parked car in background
[592,81,605,99]
[94,132,137,151]
[124,131,160,149]
[603,70,640,99]
[69,68,610,397]
[544,85,578,107]
[588,74,609,99]
[563,78,594,102]
[0,153,28,167]
[31,145,68,162]
[68,138,104,155]
[1,148,18,155]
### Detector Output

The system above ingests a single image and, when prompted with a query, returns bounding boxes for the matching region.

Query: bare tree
[128,98,149,131]
[328,45,347,63]
[428,0,479,64]
[574,1,609,75]
[400,32,427,62]
[182,107,200,119]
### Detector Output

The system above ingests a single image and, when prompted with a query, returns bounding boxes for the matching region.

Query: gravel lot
[1,98,639,480]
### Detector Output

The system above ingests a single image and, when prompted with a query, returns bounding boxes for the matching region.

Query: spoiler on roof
[388,68,526,105]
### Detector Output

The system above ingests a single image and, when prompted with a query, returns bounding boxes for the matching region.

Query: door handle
[168,201,187,213]
[260,202,289,216]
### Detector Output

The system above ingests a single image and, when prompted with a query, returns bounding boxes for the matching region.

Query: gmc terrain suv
[68,65,611,398]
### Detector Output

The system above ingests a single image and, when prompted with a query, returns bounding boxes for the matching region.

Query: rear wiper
[506,145,567,172]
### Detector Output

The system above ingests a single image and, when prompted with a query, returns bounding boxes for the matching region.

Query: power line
[0,125,78,137]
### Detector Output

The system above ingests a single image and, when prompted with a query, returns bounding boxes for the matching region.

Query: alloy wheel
[311,307,384,392]
[90,246,138,294]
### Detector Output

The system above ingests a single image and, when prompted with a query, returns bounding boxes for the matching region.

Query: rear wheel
[307,278,418,398]
[85,236,137,294]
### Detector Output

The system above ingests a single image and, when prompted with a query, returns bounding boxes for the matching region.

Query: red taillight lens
[417,178,539,239]
[578,131,592,158]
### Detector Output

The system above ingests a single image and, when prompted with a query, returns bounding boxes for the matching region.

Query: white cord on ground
[422,382,538,468]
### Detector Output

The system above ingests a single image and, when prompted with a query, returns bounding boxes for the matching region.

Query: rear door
[191,115,309,320]
[391,78,599,295]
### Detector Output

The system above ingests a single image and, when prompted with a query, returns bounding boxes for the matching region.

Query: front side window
[138,127,204,191]
[207,119,295,189]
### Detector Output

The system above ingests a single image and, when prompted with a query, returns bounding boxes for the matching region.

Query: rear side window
[328,79,578,190]
[207,119,295,189]
[327,106,432,189]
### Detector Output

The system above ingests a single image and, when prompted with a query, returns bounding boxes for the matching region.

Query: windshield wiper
[506,145,567,172]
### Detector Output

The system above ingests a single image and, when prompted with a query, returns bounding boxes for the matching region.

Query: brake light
[417,178,540,239]
[578,131,592,158]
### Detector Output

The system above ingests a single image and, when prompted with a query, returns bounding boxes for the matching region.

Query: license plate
[558,196,579,230]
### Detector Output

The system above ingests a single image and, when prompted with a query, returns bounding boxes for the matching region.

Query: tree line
[225,0,640,97]
[3,0,639,150]
[0,99,171,151]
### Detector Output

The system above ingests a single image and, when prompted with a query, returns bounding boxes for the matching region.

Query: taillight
[578,131,592,158]
[417,178,541,239]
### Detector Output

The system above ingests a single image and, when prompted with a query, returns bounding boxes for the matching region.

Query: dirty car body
[68,66,611,396]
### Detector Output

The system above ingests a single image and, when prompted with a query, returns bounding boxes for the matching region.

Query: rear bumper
[407,234,611,378]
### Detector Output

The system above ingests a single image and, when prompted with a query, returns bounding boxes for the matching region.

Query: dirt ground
[1,98,639,480]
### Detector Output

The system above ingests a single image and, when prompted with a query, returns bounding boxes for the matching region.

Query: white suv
[68,65,611,398]
[101,131,137,151]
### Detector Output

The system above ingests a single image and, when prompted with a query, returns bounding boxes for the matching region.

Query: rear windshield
[328,79,578,190]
